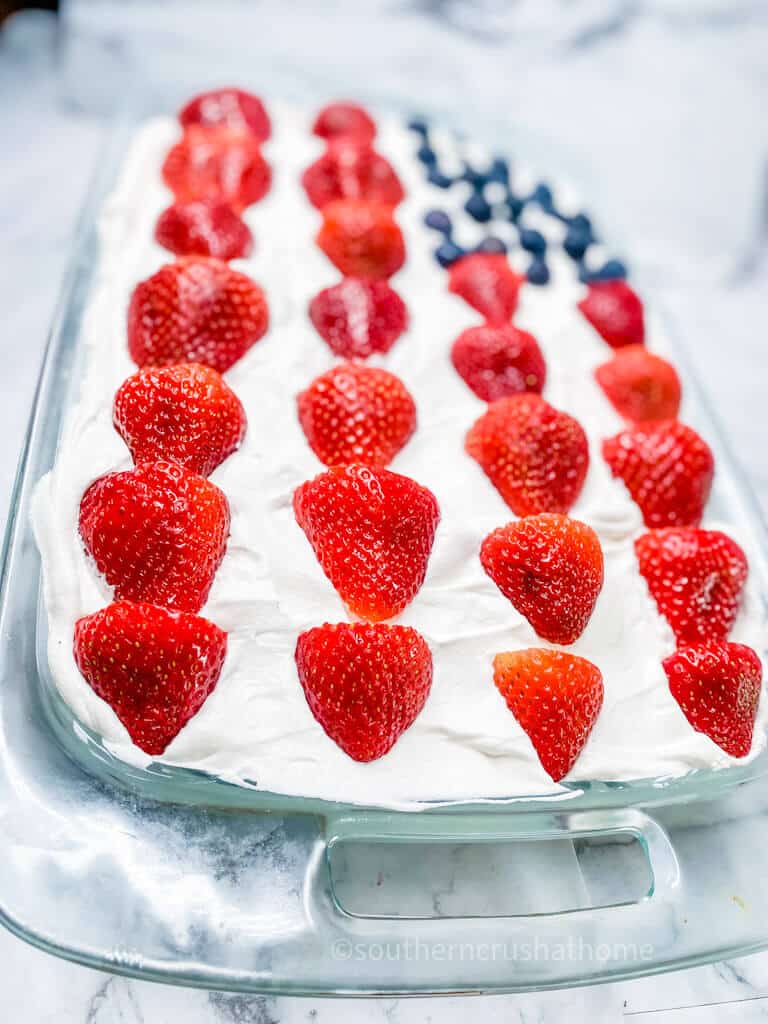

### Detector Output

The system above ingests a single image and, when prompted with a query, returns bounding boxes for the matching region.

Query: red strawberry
[179,87,271,141]
[74,601,227,756]
[293,464,440,621]
[162,126,271,212]
[481,514,604,645]
[309,277,408,359]
[79,461,230,613]
[127,256,269,373]
[312,102,376,145]
[295,622,432,761]
[493,648,604,781]
[578,280,645,348]
[114,363,247,477]
[451,323,546,402]
[595,345,681,422]
[448,253,524,324]
[155,199,253,261]
[602,420,714,528]
[297,363,416,468]
[663,642,762,757]
[466,394,589,516]
[635,528,748,645]
[316,200,406,280]
[302,143,404,210]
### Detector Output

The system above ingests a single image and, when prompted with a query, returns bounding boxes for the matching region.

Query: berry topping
[635,528,748,645]
[493,649,604,781]
[316,200,406,280]
[663,642,762,757]
[114,363,247,477]
[451,323,546,402]
[179,88,271,141]
[295,622,432,762]
[595,345,681,423]
[127,256,268,373]
[466,394,589,516]
[162,126,271,212]
[448,252,524,324]
[309,277,408,359]
[154,199,253,261]
[481,514,604,645]
[293,464,440,622]
[578,280,645,348]
[602,420,714,528]
[297,363,416,468]
[74,601,227,756]
[312,102,376,145]
[79,461,230,613]
[302,143,404,210]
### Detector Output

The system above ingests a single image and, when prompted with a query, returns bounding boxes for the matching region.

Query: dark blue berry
[435,241,465,268]
[506,194,525,221]
[417,145,437,166]
[487,158,510,185]
[520,228,547,255]
[465,192,492,223]
[527,259,550,285]
[427,168,453,189]
[563,225,591,260]
[568,213,594,238]
[593,259,628,281]
[424,209,452,234]
[475,236,507,254]
[407,116,428,135]
[531,182,555,212]
[462,164,488,189]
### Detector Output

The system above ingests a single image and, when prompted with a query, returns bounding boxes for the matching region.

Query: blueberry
[568,213,594,238]
[563,225,591,261]
[593,259,628,281]
[527,259,550,285]
[506,194,525,221]
[519,228,547,255]
[531,182,555,211]
[424,209,452,234]
[407,116,429,135]
[417,144,437,166]
[465,191,492,223]
[487,157,510,185]
[476,236,507,254]
[462,164,488,189]
[428,168,453,189]
[435,241,465,268]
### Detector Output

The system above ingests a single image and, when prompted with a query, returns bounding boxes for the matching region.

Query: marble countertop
[1,3,767,1020]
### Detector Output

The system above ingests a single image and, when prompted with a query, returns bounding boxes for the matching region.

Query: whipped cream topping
[32,106,767,808]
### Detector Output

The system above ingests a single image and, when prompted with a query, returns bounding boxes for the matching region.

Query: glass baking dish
[1,97,768,994]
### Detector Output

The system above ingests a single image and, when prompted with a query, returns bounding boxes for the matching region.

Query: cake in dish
[33,89,767,807]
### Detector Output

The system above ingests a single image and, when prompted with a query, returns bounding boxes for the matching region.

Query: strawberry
[162,126,271,212]
[309,277,408,359]
[295,622,432,761]
[493,648,604,781]
[578,280,645,348]
[451,323,546,402]
[302,143,404,210]
[293,464,440,621]
[466,394,589,516]
[179,87,271,141]
[481,514,604,644]
[297,363,416,468]
[74,601,227,756]
[316,200,406,280]
[312,102,376,145]
[663,642,762,757]
[595,345,681,422]
[79,461,230,613]
[448,253,524,324]
[155,199,253,261]
[602,420,714,528]
[635,528,748,645]
[114,363,247,477]
[127,256,269,373]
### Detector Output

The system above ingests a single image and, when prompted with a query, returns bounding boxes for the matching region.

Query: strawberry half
[316,200,406,280]
[302,143,404,210]
[595,345,681,422]
[603,420,714,528]
[297,362,416,468]
[481,514,604,645]
[312,102,376,145]
[493,648,604,781]
[451,322,546,402]
[127,256,268,373]
[293,464,440,621]
[309,277,408,359]
[466,394,589,516]
[179,87,271,141]
[155,199,253,261]
[636,528,748,645]
[295,622,432,761]
[74,601,227,756]
[79,461,230,613]
[162,125,271,212]
[578,280,645,348]
[448,253,524,324]
[114,363,247,477]
[663,642,762,757]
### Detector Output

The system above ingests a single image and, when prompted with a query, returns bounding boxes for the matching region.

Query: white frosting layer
[33,107,767,808]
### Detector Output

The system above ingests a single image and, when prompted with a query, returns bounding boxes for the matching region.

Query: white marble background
[1,1,767,1019]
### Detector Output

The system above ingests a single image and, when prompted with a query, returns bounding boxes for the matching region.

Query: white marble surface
[1,2,767,1020]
